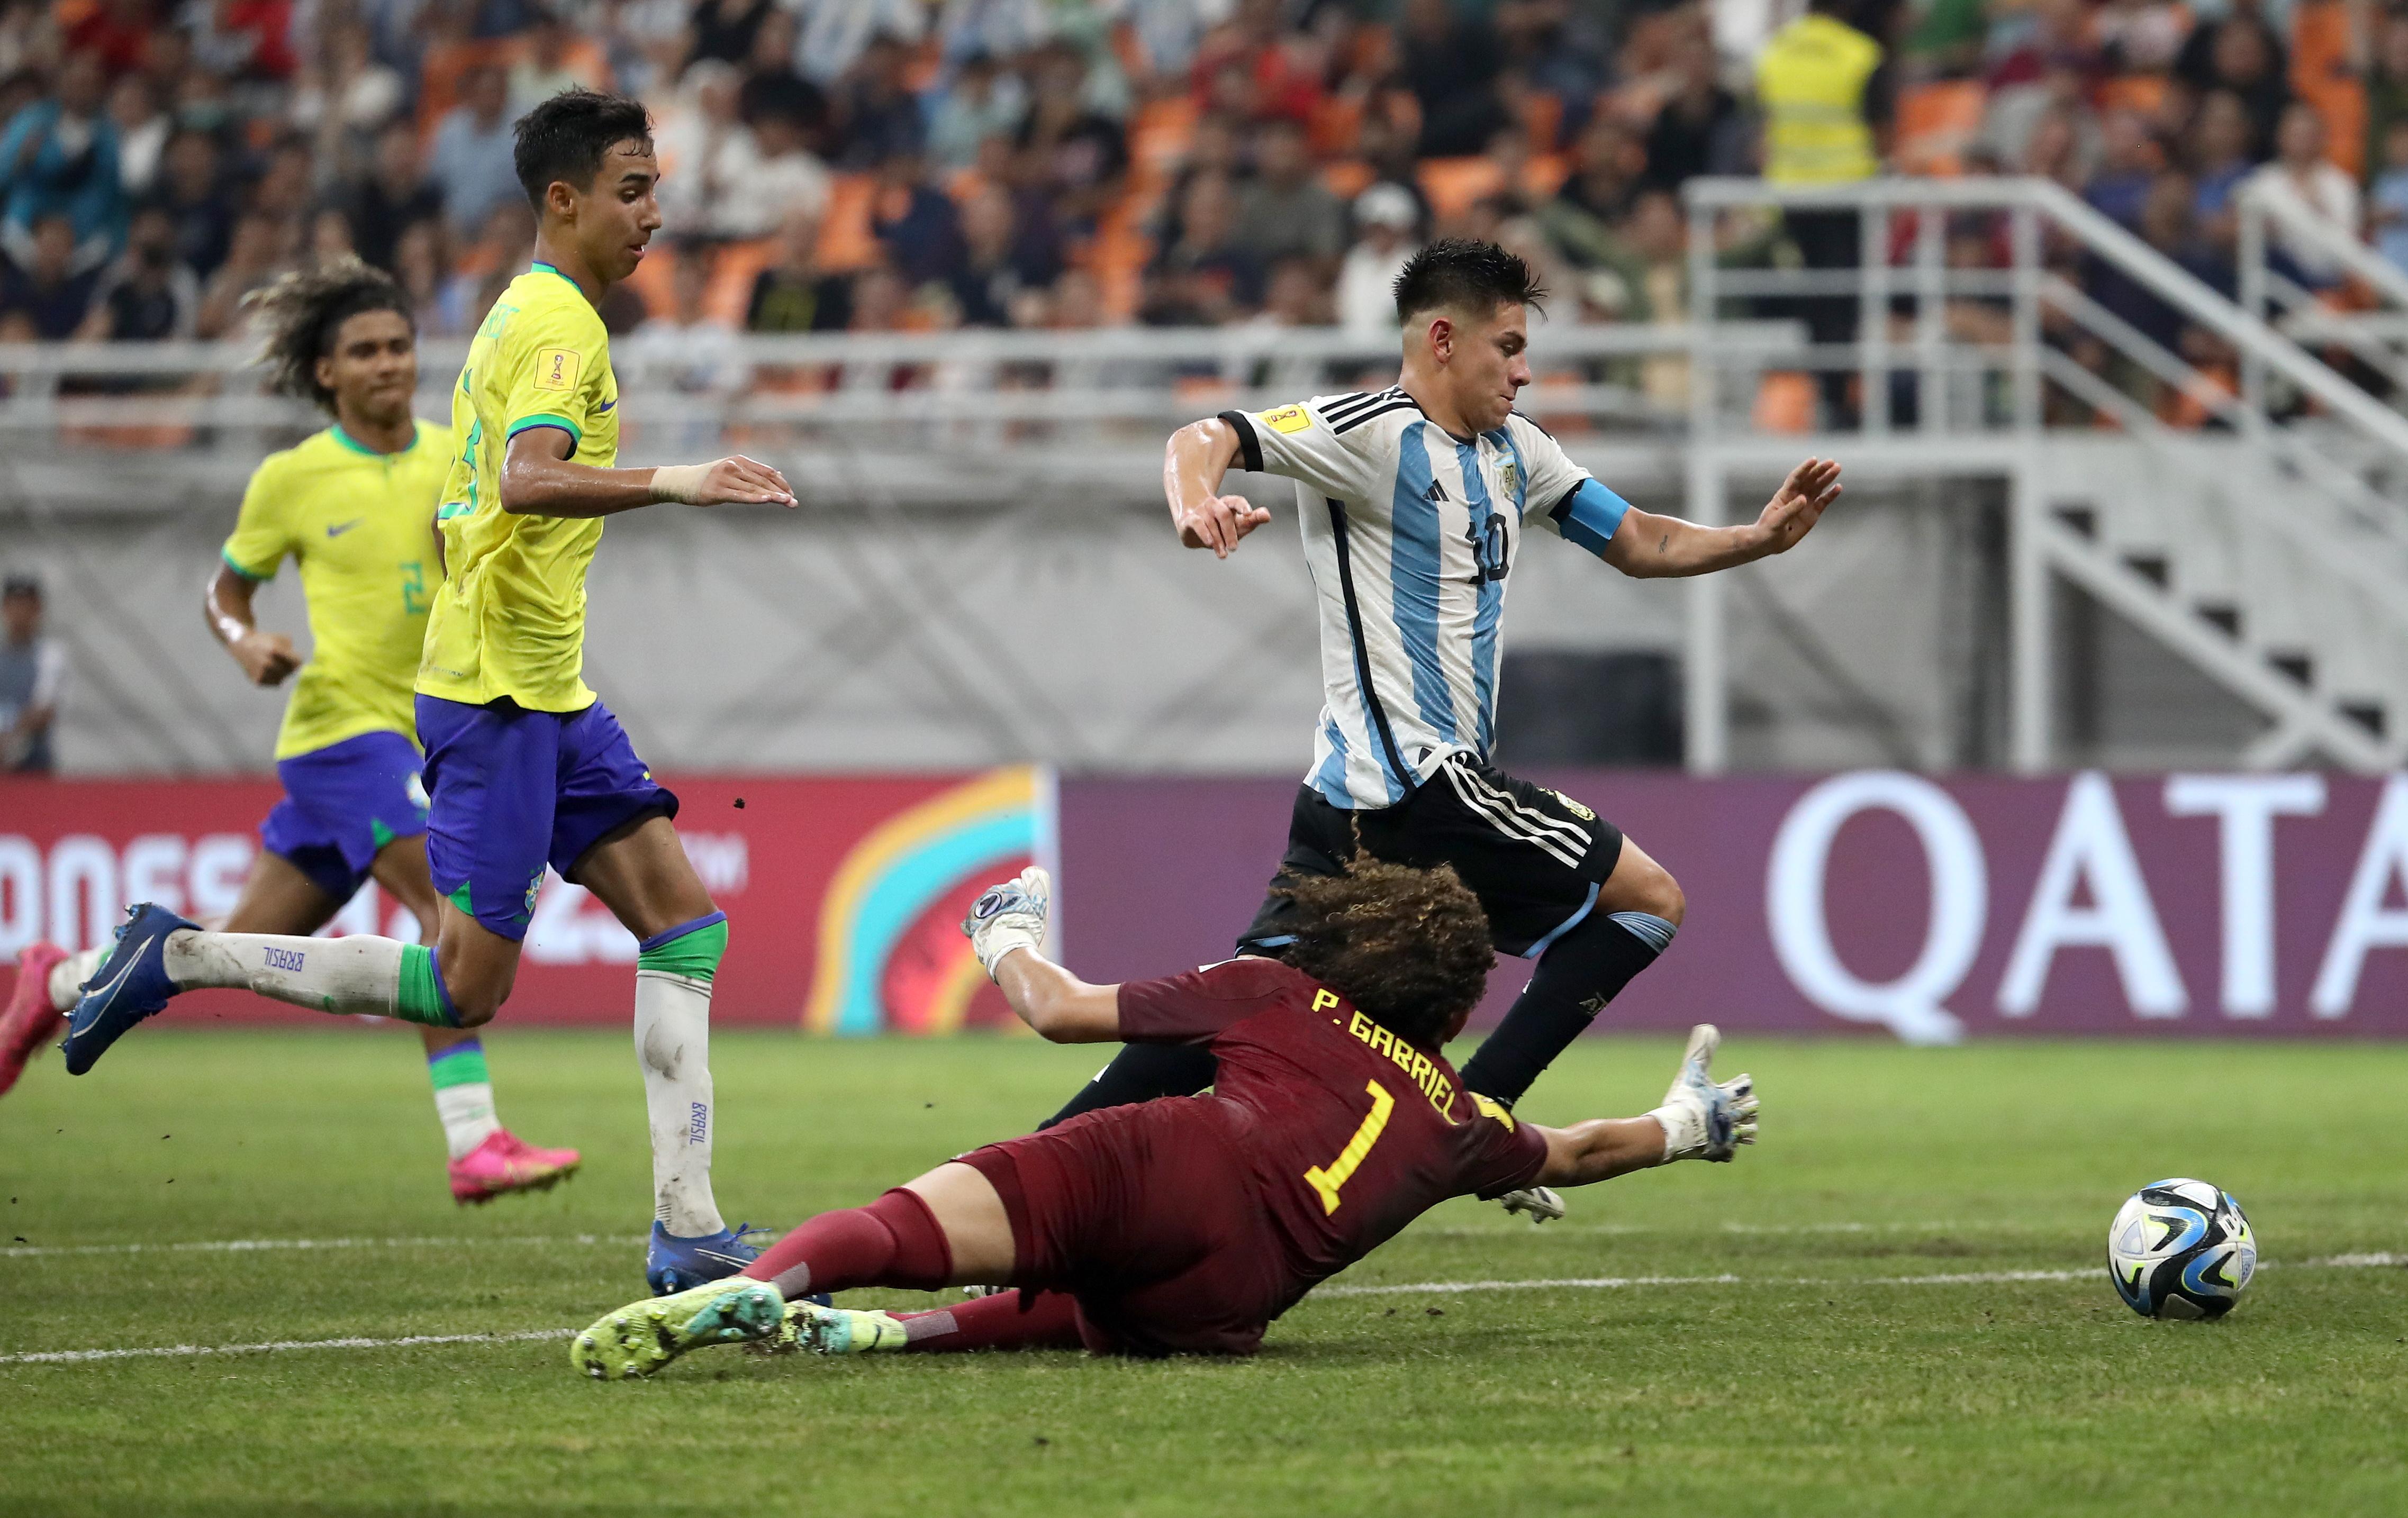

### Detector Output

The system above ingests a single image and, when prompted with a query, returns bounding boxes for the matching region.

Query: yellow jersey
[219,421,450,761]
[419,261,622,713]
[1755,14,1884,185]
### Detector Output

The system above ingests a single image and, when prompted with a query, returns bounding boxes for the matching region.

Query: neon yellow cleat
[569,1279,786,1381]
[752,1298,910,1357]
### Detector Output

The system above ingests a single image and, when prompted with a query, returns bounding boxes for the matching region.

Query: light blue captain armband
[1547,477,1632,558]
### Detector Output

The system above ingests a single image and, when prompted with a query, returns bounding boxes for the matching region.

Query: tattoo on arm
[1658,532,1668,554]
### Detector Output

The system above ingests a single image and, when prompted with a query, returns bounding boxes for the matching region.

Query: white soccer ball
[2107,1178,2256,1321]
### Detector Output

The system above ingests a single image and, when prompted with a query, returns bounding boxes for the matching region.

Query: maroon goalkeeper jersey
[1115,958,1548,1297]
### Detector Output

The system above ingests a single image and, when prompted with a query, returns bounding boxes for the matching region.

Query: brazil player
[0,260,580,1203]
[1033,241,1837,1210]
[568,860,1758,1375]
[58,90,796,1293]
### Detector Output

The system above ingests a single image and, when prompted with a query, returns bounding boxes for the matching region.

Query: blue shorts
[415,694,678,941]
[258,730,430,903]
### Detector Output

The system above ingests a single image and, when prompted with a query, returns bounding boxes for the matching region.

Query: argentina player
[1040,241,1839,1204]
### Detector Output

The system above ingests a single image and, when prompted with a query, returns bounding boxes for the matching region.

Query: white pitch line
[1314,1252,2406,1299]
[0,1328,574,1367]
[0,1234,641,1260]
[3,1254,2397,1369]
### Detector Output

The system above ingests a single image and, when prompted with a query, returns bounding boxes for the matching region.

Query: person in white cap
[1337,181,1423,334]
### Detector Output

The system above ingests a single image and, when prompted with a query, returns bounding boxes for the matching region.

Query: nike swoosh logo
[326,519,365,537]
[598,398,617,413]
[79,947,146,1019]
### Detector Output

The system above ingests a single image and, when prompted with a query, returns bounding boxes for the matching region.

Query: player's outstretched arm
[203,563,301,687]
[1529,1024,1759,1186]
[499,429,796,519]
[959,867,1121,1042]
[1600,457,1842,579]
[1164,417,1271,558]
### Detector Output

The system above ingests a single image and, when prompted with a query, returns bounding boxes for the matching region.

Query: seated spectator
[2374,120,2408,274]
[184,0,297,82]
[740,100,835,236]
[950,179,1060,328]
[510,7,610,115]
[926,50,1024,170]
[338,121,444,273]
[832,30,927,168]
[1141,169,1262,325]
[2090,171,2223,358]
[1400,0,1506,157]
[657,59,764,238]
[1982,63,2098,182]
[428,64,522,240]
[1336,181,1419,334]
[1642,28,1743,191]
[2244,103,2359,289]
[292,20,404,156]
[870,152,966,287]
[739,9,830,149]
[2095,0,2189,76]
[2,52,124,276]
[1537,115,1645,270]
[1155,110,1244,254]
[2188,90,2260,259]
[435,199,536,335]
[2085,111,2161,229]
[194,207,295,338]
[65,0,147,76]
[747,206,852,332]
[109,71,169,198]
[2176,0,2289,159]
[796,0,927,92]
[74,201,198,341]
[154,126,234,278]
[2367,14,2408,191]
[391,219,457,334]
[1500,0,1610,121]
[1233,117,1344,272]
[691,0,777,69]
[0,212,99,338]
[621,248,746,404]
[1245,254,1330,332]
[1189,0,1324,127]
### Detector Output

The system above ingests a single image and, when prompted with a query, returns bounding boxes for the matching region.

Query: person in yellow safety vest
[1754,0,1895,427]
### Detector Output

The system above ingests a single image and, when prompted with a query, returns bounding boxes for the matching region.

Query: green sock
[394,944,459,1028]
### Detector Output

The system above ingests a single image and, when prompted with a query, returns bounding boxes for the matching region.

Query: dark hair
[1276,860,1494,1047]
[514,88,654,209]
[1392,238,1546,323]
[245,256,413,412]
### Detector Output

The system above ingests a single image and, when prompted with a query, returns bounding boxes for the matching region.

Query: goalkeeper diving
[569,858,1758,1375]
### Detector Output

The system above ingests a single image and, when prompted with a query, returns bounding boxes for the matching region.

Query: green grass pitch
[1,1028,2403,1516]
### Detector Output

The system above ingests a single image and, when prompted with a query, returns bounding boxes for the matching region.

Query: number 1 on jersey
[1305,1080,1395,1214]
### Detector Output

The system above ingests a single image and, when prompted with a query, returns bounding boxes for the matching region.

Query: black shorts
[1237,752,1625,960]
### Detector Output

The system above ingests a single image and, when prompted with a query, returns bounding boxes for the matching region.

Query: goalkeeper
[571,860,1759,1376]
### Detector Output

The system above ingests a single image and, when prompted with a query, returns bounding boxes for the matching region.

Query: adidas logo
[1424,481,1448,504]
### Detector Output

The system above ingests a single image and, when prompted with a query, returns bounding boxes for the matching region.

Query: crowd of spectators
[0,0,2403,403]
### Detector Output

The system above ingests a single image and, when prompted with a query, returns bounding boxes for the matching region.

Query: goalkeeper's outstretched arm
[961,866,1120,1042]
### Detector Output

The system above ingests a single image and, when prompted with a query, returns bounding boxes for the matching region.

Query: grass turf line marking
[5,1255,2399,1368]
[0,1329,576,1366]
[1314,1251,2407,1299]
[0,1234,640,1260]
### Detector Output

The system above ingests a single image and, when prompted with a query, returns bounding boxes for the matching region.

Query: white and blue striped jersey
[1219,388,1635,811]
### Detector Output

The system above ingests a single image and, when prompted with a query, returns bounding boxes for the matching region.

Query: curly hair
[245,257,412,413]
[1275,859,1494,1047]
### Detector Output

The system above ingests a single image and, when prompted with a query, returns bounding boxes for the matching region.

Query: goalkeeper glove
[1646,1023,1759,1164]
[962,866,1050,980]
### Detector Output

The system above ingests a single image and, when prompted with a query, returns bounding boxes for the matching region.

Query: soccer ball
[2107,1179,2256,1321]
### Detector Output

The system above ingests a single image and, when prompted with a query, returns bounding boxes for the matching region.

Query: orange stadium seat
[1320,158,1376,200]
[1417,156,1506,220]
[1896,81,1986,176]
[2292,0,2367,178]
[707,239,774,328]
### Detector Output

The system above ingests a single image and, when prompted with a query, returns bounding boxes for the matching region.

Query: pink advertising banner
[1055,771,2408,1041]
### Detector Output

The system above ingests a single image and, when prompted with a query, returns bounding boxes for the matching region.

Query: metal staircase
[1683,176,2408,772]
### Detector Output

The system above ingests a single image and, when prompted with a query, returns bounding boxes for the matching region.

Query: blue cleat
[60,903,196,1076]
[645,1221,771,1296]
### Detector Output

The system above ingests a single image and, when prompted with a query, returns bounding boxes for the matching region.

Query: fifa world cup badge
[1262,404,1312,434]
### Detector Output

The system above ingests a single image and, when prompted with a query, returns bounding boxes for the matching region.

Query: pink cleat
[0,943,68,1097]
[449,1129,582,1205]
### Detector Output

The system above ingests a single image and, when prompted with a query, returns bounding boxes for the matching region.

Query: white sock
[428,1039,502,1161]
[48,946,106,1011]
[163,929,404,1015]
[434,1083,501,1160]
[634,966,726,1237]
